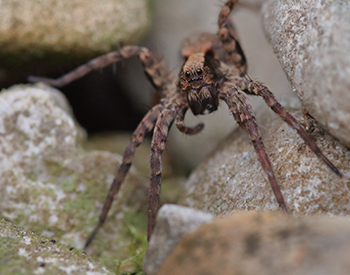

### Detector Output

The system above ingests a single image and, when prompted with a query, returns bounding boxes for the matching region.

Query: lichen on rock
[0,219,114,274]
[0,83,149,269]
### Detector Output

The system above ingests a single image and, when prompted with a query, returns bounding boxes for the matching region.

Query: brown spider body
[180,52,221,115]
[28,0,342,250]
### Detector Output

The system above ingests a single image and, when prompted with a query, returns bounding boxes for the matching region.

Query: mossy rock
[0,83,149,270]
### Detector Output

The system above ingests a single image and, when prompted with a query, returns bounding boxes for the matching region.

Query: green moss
[0,220,113,274]
[114,213,148,275]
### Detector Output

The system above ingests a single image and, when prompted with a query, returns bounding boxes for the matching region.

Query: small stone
[143,204,214,275]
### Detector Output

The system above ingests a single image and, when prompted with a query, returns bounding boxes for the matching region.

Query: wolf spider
[29,0,342,249]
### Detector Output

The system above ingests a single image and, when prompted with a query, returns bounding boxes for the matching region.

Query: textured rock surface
[262,0,350,148]
[182,105,350,216]
[0,0,150,55]
[158,212,350,275]
[144,204,214,275]
[0,0,151,88]
[0,84,149,268]
[0,219,113,274]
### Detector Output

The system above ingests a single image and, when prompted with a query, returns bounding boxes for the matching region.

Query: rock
[0,84,149,269]
[0,0,150,56]
[0,0,150,87]
[262,0,350,148]
[182,105,350,216]
[157,211,350,275]
[0,219,113,274]
[143,204,214,275]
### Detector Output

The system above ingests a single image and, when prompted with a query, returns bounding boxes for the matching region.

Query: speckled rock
[262,0,350,148]
[0,219,113,274]
[143,204,214,275]
[0,84,149,269]
[158,211,350,275]
[182,105,350,216]
[0,0,150,56]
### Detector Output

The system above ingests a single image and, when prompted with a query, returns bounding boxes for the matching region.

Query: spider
[28,0,342,250]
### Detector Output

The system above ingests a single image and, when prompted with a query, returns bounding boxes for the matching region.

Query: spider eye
[185,71,191,78]
[196,68,203,75]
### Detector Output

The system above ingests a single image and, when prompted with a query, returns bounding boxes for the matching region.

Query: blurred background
[0,0,293,175]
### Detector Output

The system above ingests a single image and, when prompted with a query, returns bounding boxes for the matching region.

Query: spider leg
[28,46,174,92]
[175,107,204,135]
[218,0,247,74]
[84,104,164,249]
[148,108,176,240]
[219,84,288,212]
[234,78,342,177]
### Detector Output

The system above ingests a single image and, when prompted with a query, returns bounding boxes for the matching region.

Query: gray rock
[143,204,214,275]
[0,84,149,268]
[0,0,150,56]
[182,106,350,216]
[0,0,151,86]
[158,212,350,275]
[262,0,350,148]
[0,219,113,274]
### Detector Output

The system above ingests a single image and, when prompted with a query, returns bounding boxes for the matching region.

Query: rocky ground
[1,0,350,274]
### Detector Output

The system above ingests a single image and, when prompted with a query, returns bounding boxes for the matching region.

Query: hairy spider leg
[234,78,342,177]
[84,104,164,249]
[148,108,177,240]
[175,107,204,135]
[28,46,174,92]
[218,0,247,74]
[28,43,182,247]
[220,84,288,212]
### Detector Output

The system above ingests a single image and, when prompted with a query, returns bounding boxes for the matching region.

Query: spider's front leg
[219,84,288,212]
[148,108,177,239]
[84,104,164,249]
[234,78,342,177]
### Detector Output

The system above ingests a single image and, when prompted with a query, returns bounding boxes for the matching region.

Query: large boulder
[262,0,350,148]
[182,105,350,216]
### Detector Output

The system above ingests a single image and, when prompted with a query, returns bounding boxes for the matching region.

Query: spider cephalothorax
[28,0,342,250]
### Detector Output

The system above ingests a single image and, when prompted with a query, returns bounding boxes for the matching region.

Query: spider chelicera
[28,0,342,249]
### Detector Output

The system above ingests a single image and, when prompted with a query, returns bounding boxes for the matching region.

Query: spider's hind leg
[28,46,174,92]
[219,84,288,212]
[218,0,247,74]
[235,78,342,177]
